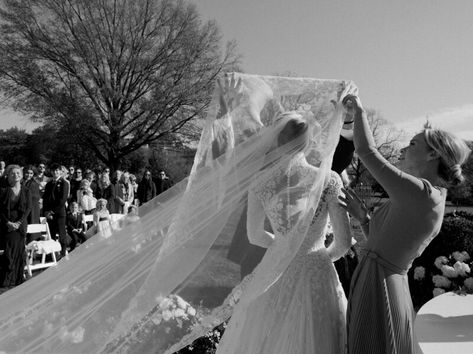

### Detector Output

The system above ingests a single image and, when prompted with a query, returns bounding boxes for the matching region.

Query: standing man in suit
[43,163,70,256]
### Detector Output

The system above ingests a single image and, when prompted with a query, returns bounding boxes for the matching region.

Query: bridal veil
[0,73,357,353]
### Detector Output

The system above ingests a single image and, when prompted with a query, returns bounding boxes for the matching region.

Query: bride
[216,112,352,354]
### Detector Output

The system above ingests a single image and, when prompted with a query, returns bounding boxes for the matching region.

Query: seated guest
[66,202,87,251]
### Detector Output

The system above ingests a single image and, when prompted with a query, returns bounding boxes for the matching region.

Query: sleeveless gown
[216,171,350,354]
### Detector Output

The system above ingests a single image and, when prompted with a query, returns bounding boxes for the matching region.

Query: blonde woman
[114,172,134,214]
[91,199,112,239]
[341,95,471,354]
[77,179,97,215]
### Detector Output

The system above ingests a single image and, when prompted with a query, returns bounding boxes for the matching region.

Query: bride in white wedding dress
[216,112,352,354]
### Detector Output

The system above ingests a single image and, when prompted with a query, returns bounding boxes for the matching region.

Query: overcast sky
[1,0,472,141]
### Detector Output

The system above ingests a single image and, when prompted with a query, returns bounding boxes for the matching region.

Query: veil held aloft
[0,73,357,353]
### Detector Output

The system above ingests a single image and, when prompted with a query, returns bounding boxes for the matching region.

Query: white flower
[151,315,162,325]
[453,261,471,277]
[176,296,188,310]
[441,265,459,278]
[413,266,425,281]
[433,288,446,297]
[434,256,449,269]
[174,308,187,319]
[57,326,85,344]
[432,274,452,288]
[70,327,85,344]
[162,309,173,322]
[187,307,197,317]
[452,251,470,262]
[159,297,173,310]
[464,277,473,291]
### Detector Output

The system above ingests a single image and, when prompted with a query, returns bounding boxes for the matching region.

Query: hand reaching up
[217,73,243,118]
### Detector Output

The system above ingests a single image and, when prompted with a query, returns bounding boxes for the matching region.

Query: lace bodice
[248,153,316,244]
[249,164,351,261]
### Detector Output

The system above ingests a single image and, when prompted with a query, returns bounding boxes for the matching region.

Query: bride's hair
[276,112,309,149]
[423,123,471,186]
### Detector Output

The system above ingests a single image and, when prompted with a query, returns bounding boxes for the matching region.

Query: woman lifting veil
[0,73,357,353]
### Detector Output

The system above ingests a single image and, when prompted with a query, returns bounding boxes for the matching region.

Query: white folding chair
[83,214,94,223]
[25,222,61,277]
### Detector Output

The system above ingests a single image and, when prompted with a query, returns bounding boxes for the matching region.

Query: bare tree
[0,0,239,169]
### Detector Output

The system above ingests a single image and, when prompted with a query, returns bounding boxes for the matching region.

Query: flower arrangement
[413,251,473,297]
[104,294,201,353]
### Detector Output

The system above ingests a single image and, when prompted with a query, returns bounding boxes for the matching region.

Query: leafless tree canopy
[349,109,406,186]
[0,0,239,168]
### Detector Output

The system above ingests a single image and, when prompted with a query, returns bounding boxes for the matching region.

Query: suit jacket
[43,177,70,216]
[66,212,85,233]
[155,178,173,195]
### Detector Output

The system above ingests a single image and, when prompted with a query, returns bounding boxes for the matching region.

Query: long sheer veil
[0,73,357,353]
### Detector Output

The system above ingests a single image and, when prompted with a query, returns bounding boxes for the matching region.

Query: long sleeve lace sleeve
[247,185,274,248]
[326,173,352,261]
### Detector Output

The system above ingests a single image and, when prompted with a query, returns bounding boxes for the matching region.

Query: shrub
[409,211,473,309]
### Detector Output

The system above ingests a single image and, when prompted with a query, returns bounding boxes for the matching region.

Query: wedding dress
[216,156,351,354]
[0,73,357,353]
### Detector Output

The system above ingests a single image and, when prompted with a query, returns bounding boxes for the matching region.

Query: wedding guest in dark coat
[23,166,41,224]
[0,165,32,287]
[69,168,83,203]
[155,170,173,195]
[137,170,156,206]
[23,166,42,243]
[66,202,87,251]
[43,163,70,256]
